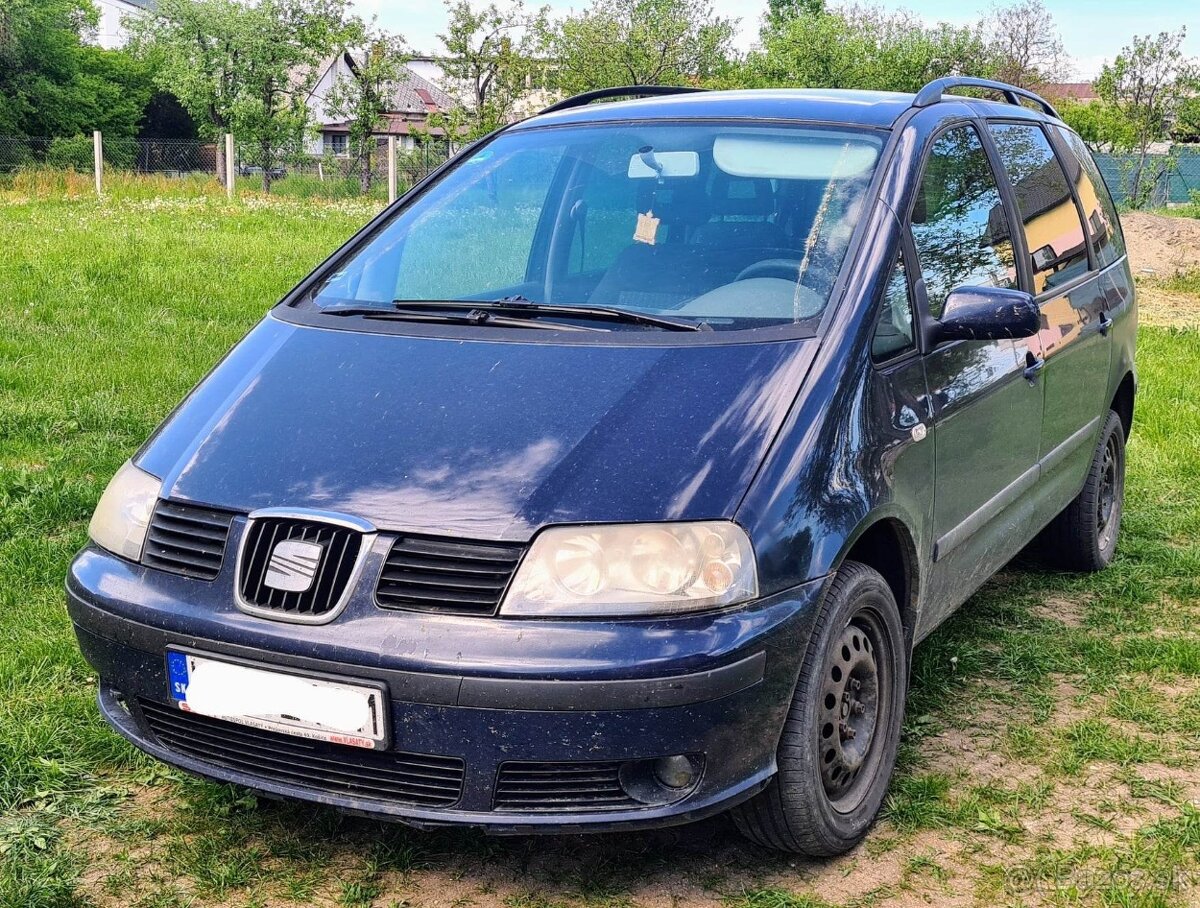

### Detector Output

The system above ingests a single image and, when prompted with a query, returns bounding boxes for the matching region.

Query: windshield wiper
[393,297,705,332]
[316,303,599,331]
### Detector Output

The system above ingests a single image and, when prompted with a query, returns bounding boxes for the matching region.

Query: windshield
[308,122,885,332]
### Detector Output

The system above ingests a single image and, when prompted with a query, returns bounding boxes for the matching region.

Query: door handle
[1098,311,1112,336]
[1024,351,1045,382]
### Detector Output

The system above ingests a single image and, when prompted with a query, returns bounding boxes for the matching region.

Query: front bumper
[68,544,824,833]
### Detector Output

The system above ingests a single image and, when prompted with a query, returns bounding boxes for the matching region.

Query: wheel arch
[1111,371,1136,439]
[831,514,920,647]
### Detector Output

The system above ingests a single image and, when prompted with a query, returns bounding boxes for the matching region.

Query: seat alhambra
[70,78,1136,855]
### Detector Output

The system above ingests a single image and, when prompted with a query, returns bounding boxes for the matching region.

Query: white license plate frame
[166,649,388,750]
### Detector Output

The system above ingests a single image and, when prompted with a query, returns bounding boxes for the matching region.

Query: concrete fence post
[388,135,398,204]
[92,130,103,198]
[224,134,235,200]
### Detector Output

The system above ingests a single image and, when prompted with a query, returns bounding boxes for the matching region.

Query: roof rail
[913,76,1060,119]
[539,85,708,116]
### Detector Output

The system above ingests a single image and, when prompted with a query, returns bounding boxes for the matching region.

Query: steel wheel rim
[1097,433,1121,551]
[817,606,891,813]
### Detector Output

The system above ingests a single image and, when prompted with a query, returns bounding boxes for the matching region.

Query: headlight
[88,461,162,561]
[501,522,757,617]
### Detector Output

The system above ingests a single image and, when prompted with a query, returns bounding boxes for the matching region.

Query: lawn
[1,187,1198,908]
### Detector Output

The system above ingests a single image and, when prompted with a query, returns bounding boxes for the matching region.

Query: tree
[983,0,1069,89]
[0,0,153,139]
[1173,96,1200,144]
[432,0,545,140]
[323,33,409,192]
[127,0,246,183]
[540,0,736,96]
[129,0,355,191]
[1058,98,1135,152]
[230,0,353,192]
[1095,28,1197,206]
[766,0,824,27]
[742,5,991,93]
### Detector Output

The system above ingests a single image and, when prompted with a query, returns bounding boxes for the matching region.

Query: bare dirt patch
[1122,212,1200,278]
[1032,597,1088,629]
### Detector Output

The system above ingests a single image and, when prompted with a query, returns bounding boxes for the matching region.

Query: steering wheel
[734,258,805,282]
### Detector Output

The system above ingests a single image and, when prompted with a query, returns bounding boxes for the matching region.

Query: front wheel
[732,560,907,855]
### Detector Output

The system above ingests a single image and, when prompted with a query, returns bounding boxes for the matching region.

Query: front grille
[139,699,465,808]
[494,761,639,811]
[375,535,524,616]
[142,500,236,580]
[239,517,362,619]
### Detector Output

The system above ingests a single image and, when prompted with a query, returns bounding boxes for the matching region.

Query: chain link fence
[0,135,217,176]
[0,133,454,200]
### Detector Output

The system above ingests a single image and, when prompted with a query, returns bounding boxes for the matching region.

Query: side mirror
[929,286,1040,347]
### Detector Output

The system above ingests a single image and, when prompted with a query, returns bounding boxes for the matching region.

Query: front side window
[910,126,1016,318]
[1055,126,1126,268]
[989,123,1090,294]
[309,123,885,332]
[872,256,915,361]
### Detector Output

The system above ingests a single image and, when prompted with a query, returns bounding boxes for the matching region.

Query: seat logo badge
[264,539,324,592]
[911,424,927,442]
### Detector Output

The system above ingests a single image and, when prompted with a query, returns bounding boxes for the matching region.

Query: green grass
[1,184,1199,907]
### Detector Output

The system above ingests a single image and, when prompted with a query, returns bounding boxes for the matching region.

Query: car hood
[137,317,816,541]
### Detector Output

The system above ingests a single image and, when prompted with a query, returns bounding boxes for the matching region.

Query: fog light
[653,754,697,789]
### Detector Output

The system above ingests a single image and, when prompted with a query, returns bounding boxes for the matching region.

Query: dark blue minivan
[69,78,1136,855]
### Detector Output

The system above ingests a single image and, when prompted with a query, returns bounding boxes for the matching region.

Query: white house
[91,0,154,49]
[303,52,457,156]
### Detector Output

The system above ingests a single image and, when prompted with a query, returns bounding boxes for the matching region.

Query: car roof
[513,87,1060,132]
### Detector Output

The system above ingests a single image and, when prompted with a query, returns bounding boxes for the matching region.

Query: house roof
[298,52,454,117]
[1044,82,1099,101]
[387,65,453,115]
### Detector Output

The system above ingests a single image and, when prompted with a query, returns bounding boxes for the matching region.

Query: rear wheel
[732,560,907,855]
[1041,410,1126,572]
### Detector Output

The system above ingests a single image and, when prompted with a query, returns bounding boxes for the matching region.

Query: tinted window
[911,126,1016,318]
[1055,126,1126,267]
[310,123,884,332]
[872,256,915,360]
[989,123,1089,294]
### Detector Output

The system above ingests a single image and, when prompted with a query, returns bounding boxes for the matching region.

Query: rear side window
[910,125,1017,318]
[1055,126,1127,267]
[988,123,1089,294]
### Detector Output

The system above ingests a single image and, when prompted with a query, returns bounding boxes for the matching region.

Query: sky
[351,0,1197,80]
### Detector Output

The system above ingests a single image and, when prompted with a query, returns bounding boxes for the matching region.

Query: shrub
[44,136,95,171]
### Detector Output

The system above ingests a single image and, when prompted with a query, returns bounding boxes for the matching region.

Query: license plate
[166,651,387,750]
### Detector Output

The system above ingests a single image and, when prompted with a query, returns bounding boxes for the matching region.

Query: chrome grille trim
[235,509,374,625]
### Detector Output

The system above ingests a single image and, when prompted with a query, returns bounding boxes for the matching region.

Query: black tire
[1041,410,1126,572]
[732,560,907,856]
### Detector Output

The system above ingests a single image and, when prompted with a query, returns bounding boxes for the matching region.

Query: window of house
[910,126,1017,319]
[1054,126,1126,268]
[872,255,916,361]
[988,123,1090,294]
[325,134,348,156]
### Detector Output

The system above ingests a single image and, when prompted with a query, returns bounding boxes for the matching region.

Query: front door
[907,123,1045,634]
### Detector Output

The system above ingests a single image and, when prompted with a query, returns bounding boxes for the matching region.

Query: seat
[692,175,789,250]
